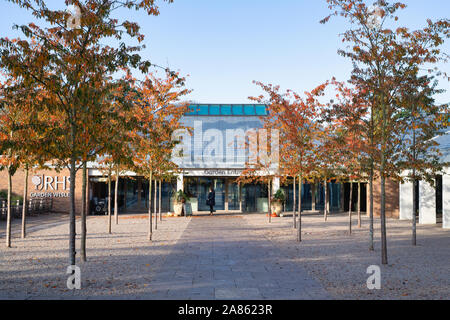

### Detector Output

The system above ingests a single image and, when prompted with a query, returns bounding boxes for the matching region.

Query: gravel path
[243,212,450,300]
[1,212,448,299]
[0,214,191,299]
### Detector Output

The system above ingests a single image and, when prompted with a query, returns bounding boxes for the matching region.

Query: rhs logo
[32,175,70,191]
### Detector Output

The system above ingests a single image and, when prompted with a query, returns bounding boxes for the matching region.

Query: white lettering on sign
[30,192,70,198]
[32,175,70,191]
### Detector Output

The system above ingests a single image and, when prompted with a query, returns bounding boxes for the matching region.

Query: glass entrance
[185,177,226,211]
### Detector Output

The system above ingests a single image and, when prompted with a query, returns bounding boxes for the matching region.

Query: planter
[174,202,184,216]
[271,201,283,217]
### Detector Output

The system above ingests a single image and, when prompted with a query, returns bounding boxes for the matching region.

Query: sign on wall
[30,175,70,198]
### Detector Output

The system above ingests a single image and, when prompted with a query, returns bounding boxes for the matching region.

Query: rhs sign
[30,175,70,198]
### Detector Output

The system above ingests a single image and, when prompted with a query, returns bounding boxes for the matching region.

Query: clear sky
[0,0,449,104]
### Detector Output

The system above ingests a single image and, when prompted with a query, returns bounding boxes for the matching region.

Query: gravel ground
[0,213,191,299]
[243,212,450,300]
[1,212,448,300]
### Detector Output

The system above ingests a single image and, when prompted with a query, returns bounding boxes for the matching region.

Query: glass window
[255,105,267,115]
[209,105,220,115]
[198,105,209,115]
[221,105,232,115]
[244,105,255,115]
[232,105,243,115]
[187,105,198,115]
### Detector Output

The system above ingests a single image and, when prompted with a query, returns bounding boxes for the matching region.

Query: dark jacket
[207,191,215,206]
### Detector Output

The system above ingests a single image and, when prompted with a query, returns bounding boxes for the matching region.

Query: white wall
[419,180,436,224]
[272,177,280,194]
[443,173,450,229]
[177,174,184,192]
[400,181,414,220]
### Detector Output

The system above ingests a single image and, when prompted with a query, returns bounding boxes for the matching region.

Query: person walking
[207,187,215,216]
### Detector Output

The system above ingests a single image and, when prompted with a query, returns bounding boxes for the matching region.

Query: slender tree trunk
[349,182,353,235]
[369,99,375,251]
[412,124,417,246]
[159,180,162,222]
[268,179,271,223]
[297,173,302,242]
[293,176,296,228]
[81,161,87,262]
[324,179,328,221]
[107,169,112,234]
[21,165,29,239]
[311,182,316,212]
[114,166,119,225]
[357,182,361,228]
[369,171,374,251]
[69,157,77,266]
[154,179,157,230]
[148,172,153,241]
[5,169,12,248]
[380,98,388,265]
[412,178,417,246]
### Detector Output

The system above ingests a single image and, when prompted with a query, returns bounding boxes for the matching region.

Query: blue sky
[1,0,449,104]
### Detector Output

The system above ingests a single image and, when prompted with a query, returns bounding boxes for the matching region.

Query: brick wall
[0,168,86,215]
[366,177,399,218]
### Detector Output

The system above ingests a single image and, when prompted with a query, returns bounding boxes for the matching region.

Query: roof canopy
[186,104,268,116]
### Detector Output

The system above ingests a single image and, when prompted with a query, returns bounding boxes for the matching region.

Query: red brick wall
[0,168,86,215]
[366,177,399,218]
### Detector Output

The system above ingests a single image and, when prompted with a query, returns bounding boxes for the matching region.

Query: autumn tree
[250,81,328,242]
[130,72,190,241]
[0,0,176,265]
[0,75,45,246]
[396,74,449,245]
[321,0,449,264]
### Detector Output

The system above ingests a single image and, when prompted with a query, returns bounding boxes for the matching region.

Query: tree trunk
[5,169,12,248]
[69,157,77,266]
[268,180,271,223]
[107,169,112,234]
[412,178,417,246]
[293,176,296,228]
[357,182,361,228]
[380,97,388,265]
[349,182,353,235]
[154,179,157,230]
[148,172,153,241]
[369,170,374,251]
[380,175,388,264]
[311,182,316,212]
[21,165,29,239]
[159,180,162,222]
[114,166,119,225]
[81,161,87,262]
[297,173,302,242]
[412,124,417,246]
[324,179,328,221]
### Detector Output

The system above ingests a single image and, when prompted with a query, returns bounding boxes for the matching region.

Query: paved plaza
[0,212,448,300]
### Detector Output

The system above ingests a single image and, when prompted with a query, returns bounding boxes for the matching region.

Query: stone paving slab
[147,215,331,300]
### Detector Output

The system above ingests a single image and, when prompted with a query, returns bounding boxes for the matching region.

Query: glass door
[196,177,225,211]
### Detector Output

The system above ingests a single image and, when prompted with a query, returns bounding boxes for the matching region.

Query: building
[0,104,417,219]
[399,131,450,229]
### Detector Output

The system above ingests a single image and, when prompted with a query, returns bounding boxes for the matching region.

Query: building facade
[4,104,437,222]
[399,131,450,229]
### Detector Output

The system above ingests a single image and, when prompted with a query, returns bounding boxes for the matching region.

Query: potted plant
[270,189,285,217]
[173,190,189,216]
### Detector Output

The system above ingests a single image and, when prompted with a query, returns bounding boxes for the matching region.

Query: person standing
[207,187,215,216]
